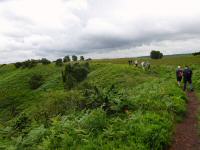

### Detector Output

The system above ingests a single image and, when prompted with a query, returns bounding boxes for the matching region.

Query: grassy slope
[192,65,200,136]
[0,64,63,122]
[0,55,199,149]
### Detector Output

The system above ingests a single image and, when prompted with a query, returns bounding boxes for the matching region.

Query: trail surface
[170,92,200,150]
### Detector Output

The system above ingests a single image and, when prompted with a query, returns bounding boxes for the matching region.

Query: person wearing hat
[183,65,193,91]
[176,66,183,87]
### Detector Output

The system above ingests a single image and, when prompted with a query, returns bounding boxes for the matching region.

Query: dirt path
[170,92,200,150]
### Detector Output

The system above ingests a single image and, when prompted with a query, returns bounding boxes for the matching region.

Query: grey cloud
[1,0,200,63]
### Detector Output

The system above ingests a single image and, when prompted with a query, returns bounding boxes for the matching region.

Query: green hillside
[0,55,200,149]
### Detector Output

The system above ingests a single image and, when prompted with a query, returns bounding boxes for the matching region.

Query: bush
[80,109,107,133]
[150,50,163,59]
[62,63,89,90]
[22,125,46,148]
[40,58,51,65]
[0,64,6,68]
[29,74,44,89]
[12,113,31,131]
[55,58,63,66]
[72,64,89,82]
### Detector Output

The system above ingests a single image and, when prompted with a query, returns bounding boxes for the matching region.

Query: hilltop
[0,54,200,149]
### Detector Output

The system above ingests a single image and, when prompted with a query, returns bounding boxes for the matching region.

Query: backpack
[186,69,191,78]
[177,70,182,77]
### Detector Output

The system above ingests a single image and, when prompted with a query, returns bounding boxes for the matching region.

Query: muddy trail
[170,92,200,150]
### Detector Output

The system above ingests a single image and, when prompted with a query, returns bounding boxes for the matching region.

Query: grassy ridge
[0,55,198,149]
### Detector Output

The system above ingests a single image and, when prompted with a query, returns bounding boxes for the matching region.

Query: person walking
[134,60,138,67]
[176,66,183,87]
[183,66,193,91]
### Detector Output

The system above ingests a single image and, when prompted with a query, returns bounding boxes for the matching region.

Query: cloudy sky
[0,0,200,63]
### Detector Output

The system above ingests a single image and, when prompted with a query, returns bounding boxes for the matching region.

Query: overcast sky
[0,0,200,63]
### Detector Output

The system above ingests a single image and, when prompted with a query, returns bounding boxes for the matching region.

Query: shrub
[55,58,63,66]
[29,74,44,89]
[40,58,51,65]
[150,50,163,59]
[72,64,89,82]
[80,109,107,133]
[62,63,89,90]
[63,56,70,62]
[12,113,31,131]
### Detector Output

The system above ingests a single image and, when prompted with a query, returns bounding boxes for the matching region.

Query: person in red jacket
[176,66,183,87]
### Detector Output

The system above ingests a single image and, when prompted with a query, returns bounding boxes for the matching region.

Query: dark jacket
[183,68,192,80]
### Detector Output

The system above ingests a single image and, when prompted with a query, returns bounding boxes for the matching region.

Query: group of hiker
[128,59,193,91]
[176,65,193,91]
[128,60,151,70]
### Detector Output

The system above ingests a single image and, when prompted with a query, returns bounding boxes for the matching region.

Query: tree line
[192,51,200,56]
[14,55,91,68]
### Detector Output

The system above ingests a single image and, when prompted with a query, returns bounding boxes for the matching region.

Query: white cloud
[0,0,200,63]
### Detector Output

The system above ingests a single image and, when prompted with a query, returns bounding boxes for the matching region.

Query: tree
[55,58,63,66]
[40,58,51,65]
[80,56,84,61]
[22,59,38,68]
[150,50,163,59]
[72,55,78,61]
[63,56,71,62]
[193,51,200,56]
[14,62,23,68]
[86,58,92,61]
[62,63,89,90]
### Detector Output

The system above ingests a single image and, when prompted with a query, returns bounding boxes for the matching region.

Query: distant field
[93,54,200,65]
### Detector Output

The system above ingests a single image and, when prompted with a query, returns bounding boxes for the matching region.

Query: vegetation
[0,55,200,149]
[150,50,163,59]
[29,74,44,89]
[193,51,200,56]
[72,55,78,61]
[80,56,84,61]
[40,58,51,65]
[62,63,89,90]
[63,56,71,63]
[14,59,38,69]
[55,58,63,66]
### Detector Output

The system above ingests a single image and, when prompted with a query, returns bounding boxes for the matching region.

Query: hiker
[183,66,193,91]
[134,60,138,67]
[128,60,133,65]
[145,62,151,70]
[176,66,183,87]
[141,61,145,70]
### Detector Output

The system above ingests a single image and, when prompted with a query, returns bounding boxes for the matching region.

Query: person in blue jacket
[183,66,193,91]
